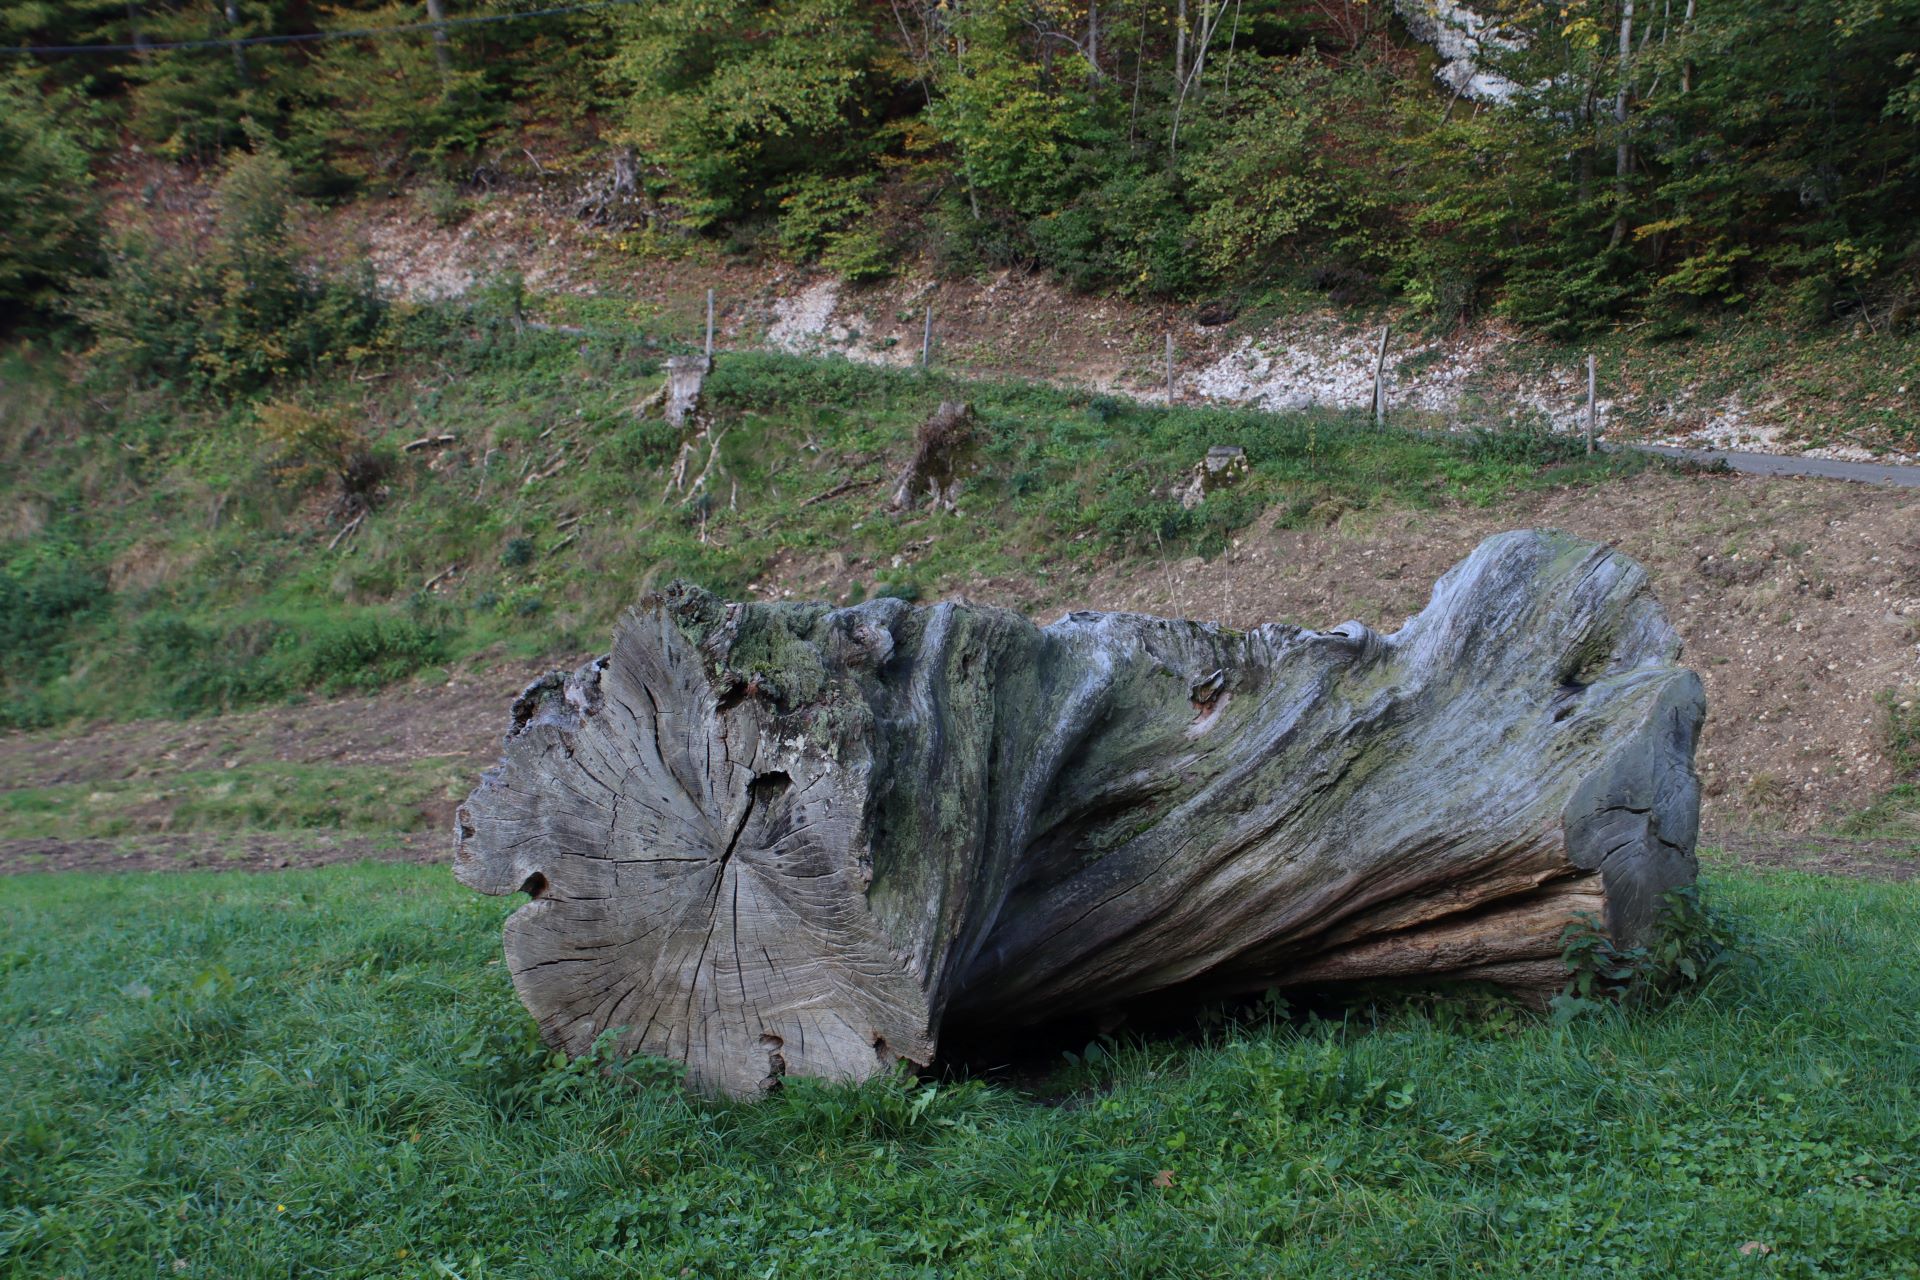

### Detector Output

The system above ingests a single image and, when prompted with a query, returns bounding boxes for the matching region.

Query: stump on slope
[888,401,979,512]
[454,529,1703,1096]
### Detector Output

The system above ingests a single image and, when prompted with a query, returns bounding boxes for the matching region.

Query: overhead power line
[0,0,641,58]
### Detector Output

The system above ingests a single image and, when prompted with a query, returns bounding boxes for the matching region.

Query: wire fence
[1,0,642,58]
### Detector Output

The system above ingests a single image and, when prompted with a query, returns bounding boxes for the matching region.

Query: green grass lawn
[0,761,472,843]
[2,864,1915,1278]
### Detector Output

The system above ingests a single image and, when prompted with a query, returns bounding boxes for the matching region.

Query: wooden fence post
[1586,354,1597,454]
[1371,324,1392,428]
[922,305,933,368]
[705,289,715,358]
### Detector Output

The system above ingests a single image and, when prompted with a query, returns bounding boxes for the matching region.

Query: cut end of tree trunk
[455,529,1704,1097]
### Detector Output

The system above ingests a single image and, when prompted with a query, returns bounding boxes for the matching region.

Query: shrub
[0,81,99,320]
[0,551,103,670]
[775,173,873,262]
[253,401,391,513]
[132,609,448,716]
[420,179,474,228]
[604,418,683,469]
[289,43,500,187]
[297,614,447,692]
[73,148,385,394]
[705,352,905,412]
[1552,886,1749,1022]
[0,548,106,728]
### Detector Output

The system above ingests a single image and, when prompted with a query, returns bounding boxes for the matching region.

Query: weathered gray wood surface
[888,401,979,512]
[455,529,1703,1096]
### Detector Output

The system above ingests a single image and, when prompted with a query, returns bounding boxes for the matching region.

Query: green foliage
[290,35,499,186]
[419,178,474,228]
[929,37,1097,220]
[8,0,1917,333]
[773,172,894,280]
[0,547,105,729]
[0,865,1915,1275]
[1552,886,1750,1022]
[0,79,99,319]
[4,0,607,183]
[1026,167,1201,295]
[130,609,447,715]
[0,305,1657,730]
[604,0,889,227]
[74,148,385,393]
[774,173,873,261]
[1180,59,1398,295]
[252,399,391,509]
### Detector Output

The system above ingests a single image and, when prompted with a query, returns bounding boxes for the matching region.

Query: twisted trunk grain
[455,530,1703,1096]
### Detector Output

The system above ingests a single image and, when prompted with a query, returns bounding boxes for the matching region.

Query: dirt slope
[321,186,1920,463]
[1053,470,1920,836]
[4,468,1915,879]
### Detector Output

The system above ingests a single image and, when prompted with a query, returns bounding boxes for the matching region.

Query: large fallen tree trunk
[455,529,1703,1097]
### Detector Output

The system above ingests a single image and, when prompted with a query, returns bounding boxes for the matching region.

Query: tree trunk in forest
[455,530,1703,1097]
[1609,0,1636,249]
[1680,0,1695,94]
[1086,0,1100,85]
[224,0,247,79]
[1175,0,1188,85]
[425,0,452,77]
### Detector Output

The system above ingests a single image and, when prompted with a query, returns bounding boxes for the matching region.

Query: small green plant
[773,173,878,266]
[1879,689,1920,777]
[419,179,473,228]
[1552,885,1748,1022]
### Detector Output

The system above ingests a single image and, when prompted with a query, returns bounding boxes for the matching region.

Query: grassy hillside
[0,301,1644,731]
[0,860,1913,1276]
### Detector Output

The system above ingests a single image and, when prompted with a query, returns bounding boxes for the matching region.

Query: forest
[4,0,1918,340]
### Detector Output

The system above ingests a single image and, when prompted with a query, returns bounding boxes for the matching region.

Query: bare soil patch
[0,665,540,792]
[1705,835,1916,882]
[1051,468,1920,841]
[0,832,442,877]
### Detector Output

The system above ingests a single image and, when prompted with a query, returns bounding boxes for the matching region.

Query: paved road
[1631,444,1920,488]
